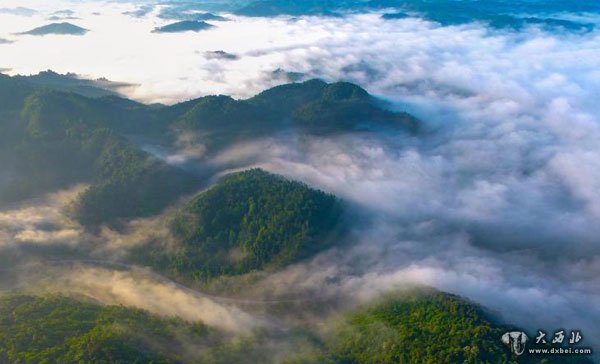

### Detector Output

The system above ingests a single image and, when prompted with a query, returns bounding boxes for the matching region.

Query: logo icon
[502,331,528,356]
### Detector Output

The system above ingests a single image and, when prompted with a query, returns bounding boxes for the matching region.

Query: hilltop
[18,22,88,36]
[153,21,214,33]
[132,168,342,282]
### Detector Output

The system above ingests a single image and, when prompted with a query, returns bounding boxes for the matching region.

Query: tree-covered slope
[1,74,417,151]
[13,71,128,99]
[0,75,33,111]
[0,88,199,225]
[71,133,199,227]
[175,79,418,140]
[0,75,416,227]
[319,289,593,364]
[20,88,169,136]
[323,290,510,364]
[133,169,342,282]
[290,81,416,132]
[0,295,209,364]
[1,290,592,364]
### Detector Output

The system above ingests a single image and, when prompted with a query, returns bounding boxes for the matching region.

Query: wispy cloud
[17,263,262,332]
[0,185,87,249]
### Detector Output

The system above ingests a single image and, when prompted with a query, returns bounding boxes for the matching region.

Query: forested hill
[0,295,209,363]
[324,290,511,363]
[0,74,417,227]
[0,85,200,226]
[131,168,343,282]
[317,289,592,364]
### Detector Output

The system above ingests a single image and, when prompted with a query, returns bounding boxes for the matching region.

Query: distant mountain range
[233,0,600,18]
[126,0,598,32]
[11,70,134,98]
[0,6,36,16]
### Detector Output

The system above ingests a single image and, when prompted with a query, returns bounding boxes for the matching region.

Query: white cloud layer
[209,130,600,345]
[0,1,595,105]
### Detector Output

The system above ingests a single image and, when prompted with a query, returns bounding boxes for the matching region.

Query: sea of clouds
[1,0,600,347]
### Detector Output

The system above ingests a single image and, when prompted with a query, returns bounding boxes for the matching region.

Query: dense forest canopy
[0,74,416,226]
[1,291,589,364]
[133,169,342,282]
[0,295,207,363]
[318,290,592,364]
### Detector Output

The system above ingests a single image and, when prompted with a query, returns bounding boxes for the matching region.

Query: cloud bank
[204,128,600,343]
[0,1,595,105]
[41,265,261,332]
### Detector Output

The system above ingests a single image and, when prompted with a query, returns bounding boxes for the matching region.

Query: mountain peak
[17,22,88,36]
[152,20,214,33]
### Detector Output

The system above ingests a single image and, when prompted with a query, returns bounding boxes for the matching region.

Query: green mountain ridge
[0,85,199,225]
[12,71,133,98]
[317,289,591,364]
[174,79,418,148]
[0,295,208,363]
[0,74,417,227]
[322,289,511,363]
